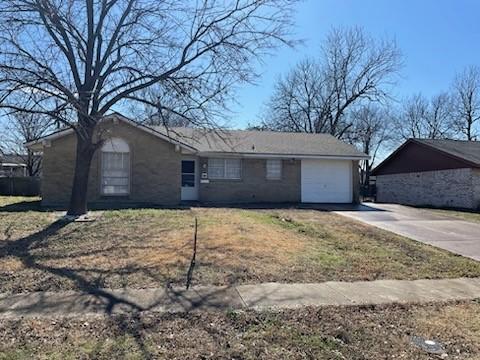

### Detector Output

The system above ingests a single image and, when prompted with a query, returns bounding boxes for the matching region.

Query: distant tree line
[1,9,479,206]
[261,26,480,186]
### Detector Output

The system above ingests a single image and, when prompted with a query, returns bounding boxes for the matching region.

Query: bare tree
[0,0,296,215]
[395,93,453,140]
[3,112,51,176]
[347,104,394,186]
[428,92,454,139]
[452,65,480,140]
[395,94,430,139]
[139,85,208,128]
[263,59,332,133]
[263,26,402,138]
[0,122,7,156]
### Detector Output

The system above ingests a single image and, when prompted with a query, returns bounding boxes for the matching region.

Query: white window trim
[208,158,242,180]
[100,138,131,196]
[266,159,282,180]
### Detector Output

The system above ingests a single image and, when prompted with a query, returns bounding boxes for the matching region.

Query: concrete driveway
[332,203,480,262]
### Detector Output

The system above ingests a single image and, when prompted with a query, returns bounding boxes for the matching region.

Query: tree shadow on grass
[1,220,131,306]
[0,199,43,212]
[1,219,170,310]
[0,216,247,357]
[0,197,193,213]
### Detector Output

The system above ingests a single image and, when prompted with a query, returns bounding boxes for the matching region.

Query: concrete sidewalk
[1,278,480,318]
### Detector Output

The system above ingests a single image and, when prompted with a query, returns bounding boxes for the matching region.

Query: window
[208,158,241,179]
[181,160,195,187]
[266,159,282,180]
[101,138,130,195]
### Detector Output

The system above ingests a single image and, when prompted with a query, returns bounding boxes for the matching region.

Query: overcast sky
[230,0,480,128]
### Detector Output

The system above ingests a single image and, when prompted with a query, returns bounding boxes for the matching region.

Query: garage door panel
[301,159,352,203]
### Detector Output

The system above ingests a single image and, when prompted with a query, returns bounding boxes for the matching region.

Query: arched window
[101,138,130,195]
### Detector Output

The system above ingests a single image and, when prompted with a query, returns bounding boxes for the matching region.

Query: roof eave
[371,138,480,176]
[197,151,369,160]
[412,139,480,168]
[25,128,74,149]
[24,113,198,153]
[371,139,413,176]
[0,163,27,167]
[104,114,198,152]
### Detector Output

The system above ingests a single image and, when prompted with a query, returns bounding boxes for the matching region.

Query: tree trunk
[26,149,36,177]
[364,159,371,187]
[67,131,95,216]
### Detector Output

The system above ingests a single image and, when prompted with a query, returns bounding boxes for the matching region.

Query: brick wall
[376,168,480,209]
[41,119,181,206]
[41,120,360,206]
[198,158,301,203]
[473,168,480,208]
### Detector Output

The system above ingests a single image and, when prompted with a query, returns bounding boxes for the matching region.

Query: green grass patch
[427,207,480,224]
[2,196,480,294]
[241,209,480,282]
[2,302,479,359]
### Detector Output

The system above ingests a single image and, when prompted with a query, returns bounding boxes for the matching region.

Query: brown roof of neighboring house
[413,139,480,166]
[371,138,480,176]
[0,154,27,165]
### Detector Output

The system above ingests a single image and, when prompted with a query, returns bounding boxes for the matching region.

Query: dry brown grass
[255,208,480,281]
[0,199,309,293]
[425,207,480,224]
[193,208,305,285]
[1,196,480,294]
[1,301,479,359]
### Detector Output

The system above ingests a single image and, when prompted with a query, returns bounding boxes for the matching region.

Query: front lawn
[423,207,480,224]
[1,301,479,359]
[1,196,480,294]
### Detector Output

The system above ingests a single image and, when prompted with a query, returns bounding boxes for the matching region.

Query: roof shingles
[414,139,480,166]
[155,127,367,158]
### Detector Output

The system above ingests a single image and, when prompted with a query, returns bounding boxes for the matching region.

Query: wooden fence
[0,177,41,196]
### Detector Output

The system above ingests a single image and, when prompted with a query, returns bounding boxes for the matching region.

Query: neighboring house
[372,139,480,210]
[0,154,41,196]
[26,114,368,207]
[0,154,27,177]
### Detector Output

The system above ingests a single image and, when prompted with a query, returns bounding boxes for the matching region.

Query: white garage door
[301,159,352,203]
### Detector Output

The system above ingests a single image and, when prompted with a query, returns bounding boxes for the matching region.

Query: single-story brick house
[26,114,368,207]
[372,138,480,210]
[0,154,28,177]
